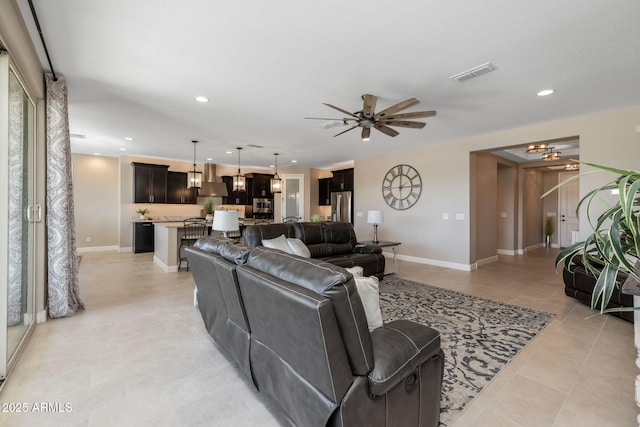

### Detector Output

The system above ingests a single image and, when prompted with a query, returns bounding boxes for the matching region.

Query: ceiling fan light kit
[306,94,436,140]
[542,147,561,161]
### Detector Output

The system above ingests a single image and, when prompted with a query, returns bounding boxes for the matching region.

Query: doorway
[558,171,579,247]
[277,174,305,222]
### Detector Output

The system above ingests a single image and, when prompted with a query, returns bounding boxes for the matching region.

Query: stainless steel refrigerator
[331,191,352,223]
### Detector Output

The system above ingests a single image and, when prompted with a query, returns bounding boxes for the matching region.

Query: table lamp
[212,210,239,238]
[367,210,383,244]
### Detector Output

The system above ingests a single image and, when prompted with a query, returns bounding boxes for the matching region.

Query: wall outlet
[500,212,507,218]
[455,213,465,220]
[442,213,449,220]
[86,236,91,242]
[356,212,363,218]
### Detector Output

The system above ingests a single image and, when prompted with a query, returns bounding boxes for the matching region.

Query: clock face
[382,164,422,210]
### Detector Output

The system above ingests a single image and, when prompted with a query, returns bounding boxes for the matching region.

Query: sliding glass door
[0,54,37,380]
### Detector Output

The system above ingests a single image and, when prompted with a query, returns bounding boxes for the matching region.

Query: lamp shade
[367,210,383,225]
[212,210,239,232]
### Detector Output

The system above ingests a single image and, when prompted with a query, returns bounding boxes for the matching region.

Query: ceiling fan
[305,94,436,140]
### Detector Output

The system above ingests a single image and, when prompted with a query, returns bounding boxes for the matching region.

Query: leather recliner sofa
[186,237,444,426]
[562,255,633,322]
[243,221,386,280]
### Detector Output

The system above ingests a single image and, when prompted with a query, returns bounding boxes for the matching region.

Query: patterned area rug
[378,276,555,427]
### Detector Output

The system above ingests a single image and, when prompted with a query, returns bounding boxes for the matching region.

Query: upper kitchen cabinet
[132,162,169,203]
[222,176,253,205]
[318,177,332,205]
[330,168,354,192]
[167,171,197,204]
[249,173,274,198]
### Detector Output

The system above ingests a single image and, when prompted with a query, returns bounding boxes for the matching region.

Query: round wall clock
[382,164,422,210]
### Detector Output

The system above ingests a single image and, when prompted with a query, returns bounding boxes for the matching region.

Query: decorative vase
[139,215,145,220]
[205,214,213,221]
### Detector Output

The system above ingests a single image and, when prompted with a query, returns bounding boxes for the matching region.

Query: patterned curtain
[46,73,84,317]
[7,71,25,326]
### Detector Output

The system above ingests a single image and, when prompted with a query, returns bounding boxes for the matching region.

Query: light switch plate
[356,212,363,217]
[442,213,449,220]
[456,213,465,220]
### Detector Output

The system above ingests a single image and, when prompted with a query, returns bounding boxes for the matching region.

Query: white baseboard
[497,249,517,256]
[36,310,47,323]
[153,255,178,273]
[477,255,499,266]
[194,287,198,307]
[119,246,133,253]
[392,253,477,272]
[78,245,120,253]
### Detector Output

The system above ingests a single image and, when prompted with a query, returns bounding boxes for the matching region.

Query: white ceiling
[16,0,640,169]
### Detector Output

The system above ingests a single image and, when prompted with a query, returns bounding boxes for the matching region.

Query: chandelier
[270,153,282,193]
[233,147,246,192]
[542,147,561,161]
[526,143,548,153]
[187,140,202,189]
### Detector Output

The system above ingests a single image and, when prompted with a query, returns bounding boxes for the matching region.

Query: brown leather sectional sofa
[186,236,444,426]
[242,221,386,280]
[562,255,633,322]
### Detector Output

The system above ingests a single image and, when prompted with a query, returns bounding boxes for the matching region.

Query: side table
[358,241,401,275]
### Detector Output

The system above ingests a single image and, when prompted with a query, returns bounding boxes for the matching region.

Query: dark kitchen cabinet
[167,171,197,204]
[132,162,169,203]
[318,177,332,205]
[250,173,274,199]
[133,222,154,253]
[222,176,253,205]
[330,168,354,192]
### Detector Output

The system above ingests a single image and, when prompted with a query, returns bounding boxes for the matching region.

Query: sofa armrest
[367,319,441,397]
[353,244,382,254]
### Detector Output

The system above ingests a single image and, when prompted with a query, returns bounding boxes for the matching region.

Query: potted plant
[311,213,323,223]
[203,197,214,221]
[544,161,639,316]
[136,208,149,220]
[544,217,554,248]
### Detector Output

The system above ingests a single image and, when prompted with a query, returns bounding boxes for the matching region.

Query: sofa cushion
[218,242,251,265]
[322,221,357,245]
[194,236,236,253]
[245,247,374,375]
[243,223,296,247]
[353,275,383,331]
[287,238,311,258]
[292,222,324,244]
[262,234,291,253]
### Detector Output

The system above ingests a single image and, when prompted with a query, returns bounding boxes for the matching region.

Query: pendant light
[233,147,246,192]
[187,140,202,189]
[270,153,282,194]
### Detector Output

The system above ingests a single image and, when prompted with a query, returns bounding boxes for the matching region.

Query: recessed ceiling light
[93,152,101,156]
[120,147,127,151]
[124,136,134,141]
[195,96,209,103]
[206,157,213,161]
[291,160,297,163]
[226,151,232,154]
[537,89,555,97]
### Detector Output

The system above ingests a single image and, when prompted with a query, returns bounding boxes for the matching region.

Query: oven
[252,198,273,214]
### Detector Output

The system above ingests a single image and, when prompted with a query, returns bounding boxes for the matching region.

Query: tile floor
[0,248,636,426]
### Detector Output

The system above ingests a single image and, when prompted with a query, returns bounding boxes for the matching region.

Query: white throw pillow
[287,238,311,258]
[346,266,364,277]
[262,234,291,253]
[353,275,383,331]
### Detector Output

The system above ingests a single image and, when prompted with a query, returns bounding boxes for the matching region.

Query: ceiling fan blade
[383,120,426,129]
[361,94,377,118]
[374,97,420,119]
[374,124,400,137]
[333,125,359,137]
[323,103,359,118]
[304,117,346,120]
[380,110,437,121]
[361,127,371,140]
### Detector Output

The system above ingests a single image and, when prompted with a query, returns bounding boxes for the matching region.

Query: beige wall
[522,169,544,248]
[474,153,499,261]
[72,154,119,248]
[354,104,640,269]
[498,165,517,252]
[542,171,560,246]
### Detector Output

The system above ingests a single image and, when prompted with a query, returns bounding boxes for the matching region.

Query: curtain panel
[45,73,84,318]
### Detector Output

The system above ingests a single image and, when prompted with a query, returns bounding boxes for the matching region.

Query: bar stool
[178,218,207,271]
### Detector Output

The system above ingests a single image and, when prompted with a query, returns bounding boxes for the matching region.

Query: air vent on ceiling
[449,62,497,82]
[246,144,263,149]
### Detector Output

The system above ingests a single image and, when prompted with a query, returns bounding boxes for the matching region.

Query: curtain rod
[27,0,57,81]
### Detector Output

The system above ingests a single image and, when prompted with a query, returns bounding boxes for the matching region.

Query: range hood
[199,164,228,197]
